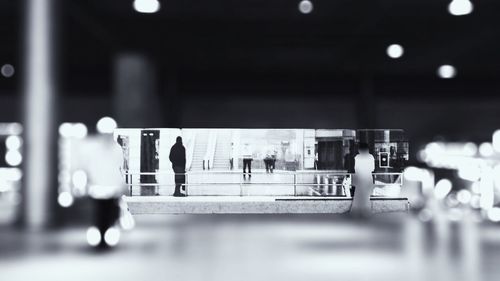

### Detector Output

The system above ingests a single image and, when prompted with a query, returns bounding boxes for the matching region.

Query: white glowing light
[96,116,117,134]
[457,163,481,181]
[72,170,88,189]
[404,166,424,181]
[298,0,313,14]
[5,135,22,150]
[1,64,15,78]
[437,65,456,79]
[487,208,500,222]
[435,179,452,199]
[462,142,477,156]
[493,130,500,152]
[57,191,74,208]
[86,226,101,247]
[457,189,472,204]
[58,123,73,137]
[104,227,120,246]
[386,44,404,59]
[5,150,22,166]
[133,0,160,13]
[73,123,88,138]
[479,142,494,157]
[448,0,473,16]
[59,123,87,138]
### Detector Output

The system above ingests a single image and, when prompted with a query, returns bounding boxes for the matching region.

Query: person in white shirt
[350,142,375,216]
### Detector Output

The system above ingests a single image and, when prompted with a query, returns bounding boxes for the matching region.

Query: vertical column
[23,0,57,228]
[113,54,160,128]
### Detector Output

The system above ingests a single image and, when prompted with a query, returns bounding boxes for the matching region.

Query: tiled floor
[0,213,496,281]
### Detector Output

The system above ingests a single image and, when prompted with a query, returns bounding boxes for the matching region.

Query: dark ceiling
[1,0,500,98]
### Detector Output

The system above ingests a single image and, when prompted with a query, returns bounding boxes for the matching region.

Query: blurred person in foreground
[169,136,186,197]
[350,142,375,216]
[84,132,127,248]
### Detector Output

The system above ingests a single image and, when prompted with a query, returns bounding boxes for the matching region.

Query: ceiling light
[1,64,15,78]
[386,44,404,59]
[437,65,456,79]
[133,0,160,14]
[298,0,313,14]
[448,0,473,16]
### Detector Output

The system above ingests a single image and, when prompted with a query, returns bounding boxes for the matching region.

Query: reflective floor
[1,214,499,281]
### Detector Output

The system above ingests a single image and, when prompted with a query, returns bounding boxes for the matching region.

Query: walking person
[264,149,274,173]
[350,142,375,216]
[169,136,187,197]
[242,143,253,178]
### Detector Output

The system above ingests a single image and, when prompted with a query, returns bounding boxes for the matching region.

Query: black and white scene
[1,1,500,281]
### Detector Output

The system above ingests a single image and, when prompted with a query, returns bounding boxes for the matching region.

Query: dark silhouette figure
[242,143,253,178]
[169,136,186,197]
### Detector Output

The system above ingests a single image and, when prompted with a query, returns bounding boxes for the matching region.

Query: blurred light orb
[386,44,404,59]
[72,123,88,139]
[5,150,22,166]
[457,189,472,204]
[298,0,313,14]
[96,116,117,134]
[1,64,15,78]
[435,178,452,199]
[493,130,500,152]
[448,0,473,16]
[86,226,101,247]
[463,142,477,156]
[404,166,424,181]
[133,0,160,13]
[437,64,456,79]
[57,191,74,208]
[104,227,121,246]
[58,123,73,138]
[72,170,88,189]
[418,208,433,222]
[479,142,494,157]
[5,135,22,150]
[487,208,500,222]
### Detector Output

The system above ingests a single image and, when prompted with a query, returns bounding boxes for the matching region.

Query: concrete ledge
[124,196,409,215]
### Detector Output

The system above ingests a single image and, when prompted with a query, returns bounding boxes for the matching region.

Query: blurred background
[1,0,500,280]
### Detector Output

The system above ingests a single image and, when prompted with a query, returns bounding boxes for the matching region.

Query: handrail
[120,170,403,197]
[185,132,196,171]
[203,130,217,170]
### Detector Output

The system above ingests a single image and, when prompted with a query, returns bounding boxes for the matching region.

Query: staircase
[211,130,232,170]
[190,130,209,170]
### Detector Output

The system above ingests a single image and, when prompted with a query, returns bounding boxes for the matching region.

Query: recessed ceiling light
[133,0,161,14]
[298,0,313,14]
[386,44,404,59]
[1,64,15,78]
[448,0,473,16]
[437,65,457,79]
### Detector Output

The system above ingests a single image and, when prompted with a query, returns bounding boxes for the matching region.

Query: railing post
[294,173,297,196]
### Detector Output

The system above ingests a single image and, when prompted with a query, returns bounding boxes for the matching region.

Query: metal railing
[121,170,403,197]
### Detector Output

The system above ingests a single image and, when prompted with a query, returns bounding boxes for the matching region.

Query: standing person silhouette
[350,142,375,216]
[169,136,186,197]
[242,143,253,178]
